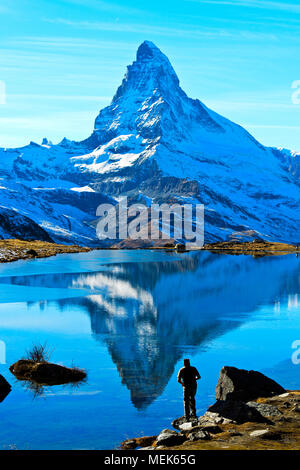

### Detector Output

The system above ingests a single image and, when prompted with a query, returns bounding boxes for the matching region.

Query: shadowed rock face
[0,207,53,242]
[207,399,271,424]
[196,366,287,426]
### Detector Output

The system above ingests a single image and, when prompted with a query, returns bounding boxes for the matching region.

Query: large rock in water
[0,374,11,402]
[216,366,286,402]
[9,360,86,385]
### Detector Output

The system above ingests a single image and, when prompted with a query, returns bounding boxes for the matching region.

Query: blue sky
[0,0,299,150]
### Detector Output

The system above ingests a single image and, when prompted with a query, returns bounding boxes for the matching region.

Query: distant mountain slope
[0,41,299,245]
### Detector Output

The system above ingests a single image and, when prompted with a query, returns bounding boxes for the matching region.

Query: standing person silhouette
[177,358,201,419]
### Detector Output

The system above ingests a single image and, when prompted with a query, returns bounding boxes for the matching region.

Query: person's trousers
[183,384,197,417]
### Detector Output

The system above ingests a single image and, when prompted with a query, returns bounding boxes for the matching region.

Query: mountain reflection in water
[1,251,300,409]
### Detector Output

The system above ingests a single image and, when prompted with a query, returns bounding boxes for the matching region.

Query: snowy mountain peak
[110,41,179,105]
[136,40,164,60]
[91,41,225,145]
[1,41,299,246]
[86,41,274,161]
[135,41,178,79]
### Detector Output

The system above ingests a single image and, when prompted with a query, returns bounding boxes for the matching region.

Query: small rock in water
[0,374,11,402]
[9,359,87,385]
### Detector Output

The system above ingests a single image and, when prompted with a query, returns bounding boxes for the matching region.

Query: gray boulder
[215,366,285,402]
[172,416,198,430]
[187,429,210,442]
[198,411,236,425]
[155,429,186,447]
[246,401,282,419]
[179,422,196,432]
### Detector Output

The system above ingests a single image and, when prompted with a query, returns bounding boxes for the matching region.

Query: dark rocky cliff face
[0,207,53,242]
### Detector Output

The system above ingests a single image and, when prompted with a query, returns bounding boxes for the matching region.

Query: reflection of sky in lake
[0,250,299,449]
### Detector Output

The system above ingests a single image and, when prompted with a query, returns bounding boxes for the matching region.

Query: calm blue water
[0,249,299,449]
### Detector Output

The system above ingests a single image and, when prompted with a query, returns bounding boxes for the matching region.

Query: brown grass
[0,239,90,263]
[203,240,300,257]
[25,343,52,363]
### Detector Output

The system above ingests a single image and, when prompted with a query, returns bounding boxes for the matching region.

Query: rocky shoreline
[144,239,300,256]
[202,239,300,256]
[0,239,91,263]
[122,366,300,451]
[0,239,298,263]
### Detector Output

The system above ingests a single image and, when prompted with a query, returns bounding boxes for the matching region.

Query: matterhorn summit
[0,41,299,245]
